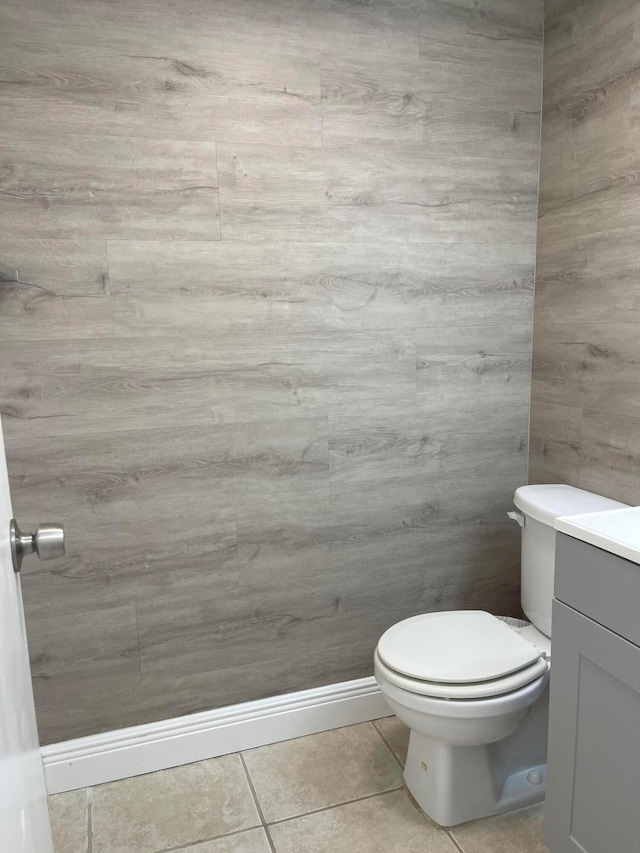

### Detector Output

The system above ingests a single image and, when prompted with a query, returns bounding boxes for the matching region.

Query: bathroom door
[0,415,54,852]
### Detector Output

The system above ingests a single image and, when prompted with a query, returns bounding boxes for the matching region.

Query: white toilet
[374,484,628,827]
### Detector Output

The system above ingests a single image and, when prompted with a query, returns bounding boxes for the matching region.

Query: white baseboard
[42,676,388,794]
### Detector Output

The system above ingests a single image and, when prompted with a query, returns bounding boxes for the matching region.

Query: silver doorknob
[10,518,65,573]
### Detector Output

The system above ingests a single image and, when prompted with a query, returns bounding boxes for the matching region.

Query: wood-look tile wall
[530,0,640,504]
[0,0,542,744]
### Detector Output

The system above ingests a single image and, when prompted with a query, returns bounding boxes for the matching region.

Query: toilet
[374,484,628,827]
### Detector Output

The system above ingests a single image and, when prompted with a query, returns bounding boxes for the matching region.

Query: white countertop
[555,506,640,565]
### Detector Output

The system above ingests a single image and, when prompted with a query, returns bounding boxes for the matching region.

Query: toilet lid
[377,611,542,684]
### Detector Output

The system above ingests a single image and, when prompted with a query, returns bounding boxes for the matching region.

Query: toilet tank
[512,485,628,638]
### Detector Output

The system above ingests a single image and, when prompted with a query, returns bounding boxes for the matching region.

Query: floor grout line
[262,823,278,853]
[371,717,406,770]
[446,829,466,853]
[86,786,93,853]
[265,784,405,828]
[239,752,276,852]
[155,823,265,853]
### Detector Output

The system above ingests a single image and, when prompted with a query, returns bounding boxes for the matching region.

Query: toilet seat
[375,610,549,700]
[374,648,549,700]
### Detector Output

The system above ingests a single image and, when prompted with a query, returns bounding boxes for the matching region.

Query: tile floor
[48,717,549,853]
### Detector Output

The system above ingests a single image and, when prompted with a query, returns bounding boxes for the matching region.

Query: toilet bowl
[374,484,629,827]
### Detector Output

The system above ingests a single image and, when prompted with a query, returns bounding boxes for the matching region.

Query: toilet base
[403,687,549,827]
[404,731,546,826]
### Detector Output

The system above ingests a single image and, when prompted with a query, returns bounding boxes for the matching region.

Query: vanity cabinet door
[544,601,640,853]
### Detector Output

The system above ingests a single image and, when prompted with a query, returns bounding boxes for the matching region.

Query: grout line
[263,824,278,853]
[371,717,405,771]
[239,753,269,826]
[265,785,405,828]
[446,829,465,853]
[157,824,264,853]
[239,754,277,851]
[86,787,93,853]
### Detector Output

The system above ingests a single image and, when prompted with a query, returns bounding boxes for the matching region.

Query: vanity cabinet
[544,534,640,853]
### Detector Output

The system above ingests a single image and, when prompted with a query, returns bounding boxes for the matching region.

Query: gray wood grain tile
[138,512,521,684]
[321,56,541,150]
[0,133,220,240]
[29,604,140,699]
[217,144,539,244]
[329,409,526,491]
[529,400,582,486]
[542,2,635,146]
[107,240,534,335]
[532,323,640,419]
[0,238,109,295]
[544,0,631,87]
[0,282,112,343]
[0,0,541,745]
[0,40,321,147]
[32,640,378,743]
[12,416,327,618]
[136,574,377,681]
[0,238,112,341]
[6,425,240,588]
[536,136,576,217]
[534,228,640,326]
[538,128,640,245]
[18,546,236,630]
[237,472,524,591]
[418,0,543,66]
[0,337,247,439]
[138,640,377,718]
[530,0,639,505]
[0,331,415,439]
[579,409,640,505]
[416,324,532,414]
[0,0,420,63]
[230,416,329,508]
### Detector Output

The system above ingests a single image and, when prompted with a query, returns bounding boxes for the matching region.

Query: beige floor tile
[91,754,260,853]
[269,789,458,853]
[374,716,410,766]
[243,722,403,823]
[48,790,88,853]
[175,827,272,852]
[451,804,549,853]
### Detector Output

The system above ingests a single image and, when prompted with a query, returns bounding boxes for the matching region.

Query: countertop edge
[554,507,640,566]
